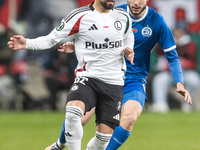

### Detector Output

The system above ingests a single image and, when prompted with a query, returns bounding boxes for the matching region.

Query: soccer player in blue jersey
[45,0,192,149]
[106,0,191,149]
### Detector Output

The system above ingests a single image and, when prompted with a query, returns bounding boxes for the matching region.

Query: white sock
[65,106,83,150]
[86,131,112,150]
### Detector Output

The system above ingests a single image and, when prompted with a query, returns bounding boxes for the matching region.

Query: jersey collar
[89,2,95,11]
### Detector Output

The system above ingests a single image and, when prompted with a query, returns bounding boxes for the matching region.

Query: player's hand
[7,35,26,50]
[124,47,134,65]
[58,42,75,53]
[176,82,192,105]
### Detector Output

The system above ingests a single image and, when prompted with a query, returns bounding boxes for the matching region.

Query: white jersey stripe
[163,45,176,52]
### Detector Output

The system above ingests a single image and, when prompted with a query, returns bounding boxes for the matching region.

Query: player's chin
[106,3,114,9]
[107,1,115,7]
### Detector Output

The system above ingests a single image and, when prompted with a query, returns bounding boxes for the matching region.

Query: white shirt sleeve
[25,9,87,50]
[25,32,58,50]
[123,15,134,50]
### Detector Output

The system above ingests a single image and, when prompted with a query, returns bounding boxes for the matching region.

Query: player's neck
[93,1,111,13]
[131,7,146,19]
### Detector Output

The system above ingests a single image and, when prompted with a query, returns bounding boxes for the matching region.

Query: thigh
[123,90,146,108]
[95,82,123,130]
[67,77,97,112]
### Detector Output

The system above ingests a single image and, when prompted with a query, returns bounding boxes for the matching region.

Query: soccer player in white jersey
[7,0,135,150]
[44,0,192,150]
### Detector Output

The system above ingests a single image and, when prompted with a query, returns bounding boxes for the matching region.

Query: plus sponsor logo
[85,38,122,49]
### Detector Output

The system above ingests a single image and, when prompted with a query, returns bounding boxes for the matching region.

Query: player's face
[128,0,148,18]
[99,0,115,10]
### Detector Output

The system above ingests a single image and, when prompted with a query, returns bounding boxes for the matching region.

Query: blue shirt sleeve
[157,17,184,85]
[164,49,184,84]
[157,17,175,49]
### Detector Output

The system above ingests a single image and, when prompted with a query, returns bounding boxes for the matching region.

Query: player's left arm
[158,17,192,104]
[165,49,192,105]
[124,47,134,65]
[58,42,75,53]
[123,12,135,65]
[176,82,192,105]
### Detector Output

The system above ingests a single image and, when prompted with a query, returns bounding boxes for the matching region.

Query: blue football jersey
[118,4,183,94]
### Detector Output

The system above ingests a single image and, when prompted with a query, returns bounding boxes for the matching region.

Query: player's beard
[129,5,146,17]
[100,0,115,10]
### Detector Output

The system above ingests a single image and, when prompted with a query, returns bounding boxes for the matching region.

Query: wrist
[176,82,184,89]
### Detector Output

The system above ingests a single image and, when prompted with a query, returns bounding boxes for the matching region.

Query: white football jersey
[26,3,134,86]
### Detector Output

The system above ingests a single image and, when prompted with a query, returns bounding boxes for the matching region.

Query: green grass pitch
[0,111,200,150]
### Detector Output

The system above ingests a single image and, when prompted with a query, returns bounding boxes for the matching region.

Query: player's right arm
[8,6,89,51]
[8,34,58,50]
[7,35,26,50]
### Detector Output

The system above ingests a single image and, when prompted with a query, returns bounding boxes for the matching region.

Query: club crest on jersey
[114,21,122,30]
[142,27,152,37]
[56,22,65,31]
[71,84,79,91]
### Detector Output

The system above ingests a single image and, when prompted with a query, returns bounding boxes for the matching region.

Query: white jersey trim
[63,6,91,23]
[163,45,176,52]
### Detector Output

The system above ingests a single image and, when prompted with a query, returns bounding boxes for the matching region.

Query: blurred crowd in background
[0,0,200,112]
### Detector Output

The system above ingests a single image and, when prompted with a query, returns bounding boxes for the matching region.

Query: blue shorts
[123,90,146,108]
